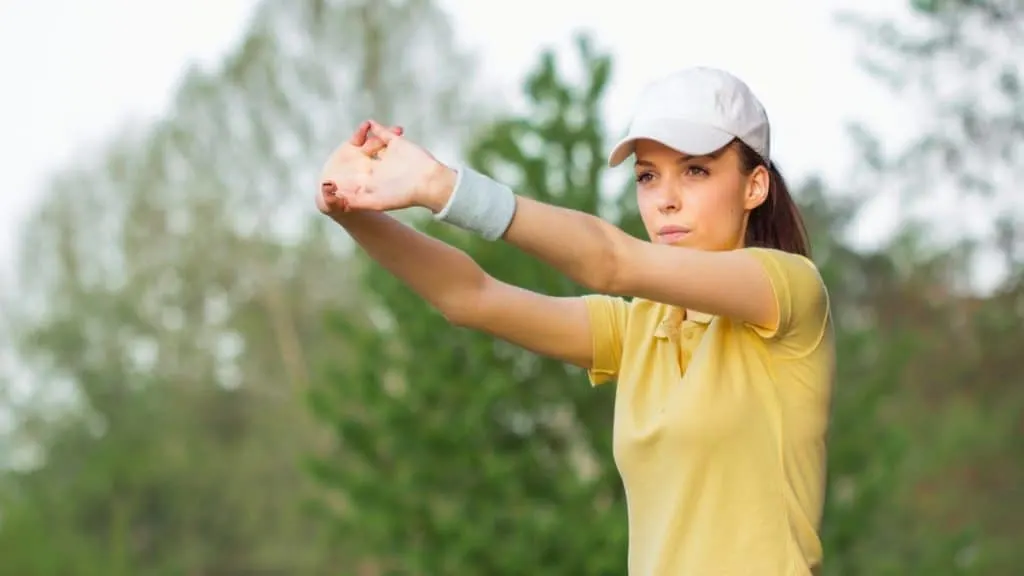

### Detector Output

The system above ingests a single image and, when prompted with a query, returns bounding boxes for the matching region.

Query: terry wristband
[433,165,517,241]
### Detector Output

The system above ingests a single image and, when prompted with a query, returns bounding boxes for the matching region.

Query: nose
[654,183,681,214]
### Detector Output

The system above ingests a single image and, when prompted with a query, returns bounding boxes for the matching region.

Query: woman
[319,67,834,575]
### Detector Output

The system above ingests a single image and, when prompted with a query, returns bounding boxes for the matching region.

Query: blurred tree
[837,1,1024,573]
[309,35,633,575]
[0,0,488,574]
[840,0,1023,277]
[784,181,909,576]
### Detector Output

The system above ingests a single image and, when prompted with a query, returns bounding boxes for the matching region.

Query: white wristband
[433,165,517,241]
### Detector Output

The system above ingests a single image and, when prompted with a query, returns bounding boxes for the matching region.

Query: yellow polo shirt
[584,247,834,575]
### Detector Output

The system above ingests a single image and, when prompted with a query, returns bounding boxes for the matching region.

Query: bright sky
[0,0,913,291]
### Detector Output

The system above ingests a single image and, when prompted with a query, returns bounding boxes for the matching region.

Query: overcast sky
[0,0,914,290]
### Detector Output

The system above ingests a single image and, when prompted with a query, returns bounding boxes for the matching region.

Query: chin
[649,235,688,247]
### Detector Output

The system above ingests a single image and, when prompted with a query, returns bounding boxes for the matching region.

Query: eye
[684,165,709,177]
[635,171,654,184]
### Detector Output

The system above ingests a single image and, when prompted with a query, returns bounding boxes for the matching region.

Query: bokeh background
[0,0,1021,574]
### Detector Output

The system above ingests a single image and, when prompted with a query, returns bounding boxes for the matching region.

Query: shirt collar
[654,306,713,339]
[687,310,714,324]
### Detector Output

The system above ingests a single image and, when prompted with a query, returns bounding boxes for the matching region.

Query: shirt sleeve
[581,294,630,386]
[743,247,830,357]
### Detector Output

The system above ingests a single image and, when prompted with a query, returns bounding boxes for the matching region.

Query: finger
[331,192,350,212]
[317,187,340,212]
[367,119,400,144]
[362,136,386,157]
[337,187,387,212]
[322,180,362,202]
[363,137,388,158]
[347,121,372,146]
[320,183,343,203]
[323,193,341,210]
[362,125,404,157]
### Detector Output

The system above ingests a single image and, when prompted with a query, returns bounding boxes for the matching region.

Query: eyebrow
[635,150,723,168]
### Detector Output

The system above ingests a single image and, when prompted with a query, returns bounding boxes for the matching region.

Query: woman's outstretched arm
[330,120,780,333]
[331,208,594,368]
[319,122,596,368]
[336,119,781,330]
[420,169,780,331]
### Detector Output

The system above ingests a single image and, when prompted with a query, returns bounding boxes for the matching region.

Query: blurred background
[0,0,1021,574]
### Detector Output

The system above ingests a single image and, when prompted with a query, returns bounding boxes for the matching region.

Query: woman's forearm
[331,211,487,321]
[419,166,624,294]
[331,209,596,367]
[417,165,777,325]
[501,196,624,292]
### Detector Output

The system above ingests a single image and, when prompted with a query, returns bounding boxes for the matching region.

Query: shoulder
[742,248,831,356]
[744,247,828,306]
[744,247,824,285]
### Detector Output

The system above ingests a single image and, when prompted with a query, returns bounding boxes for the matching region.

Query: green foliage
[3,0,1023,573]
[833,1,1024,573]
[0,0,485,573]
[309,36,630,575]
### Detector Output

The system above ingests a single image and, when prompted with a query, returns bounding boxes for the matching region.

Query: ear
[743,164,770,211]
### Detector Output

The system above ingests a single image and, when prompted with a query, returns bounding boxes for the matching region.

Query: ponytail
[734,140,811,257]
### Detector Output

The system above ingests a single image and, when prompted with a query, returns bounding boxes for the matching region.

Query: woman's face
[633,139,768,251]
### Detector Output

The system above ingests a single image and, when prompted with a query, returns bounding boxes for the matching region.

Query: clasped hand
[317,120,453,215]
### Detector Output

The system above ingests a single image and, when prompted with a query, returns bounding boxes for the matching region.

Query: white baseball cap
[608,67,771,167]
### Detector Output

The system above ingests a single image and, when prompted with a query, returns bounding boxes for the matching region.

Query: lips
[656,225,691,244]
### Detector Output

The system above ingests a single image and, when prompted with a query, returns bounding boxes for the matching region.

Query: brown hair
[732,139,811,257]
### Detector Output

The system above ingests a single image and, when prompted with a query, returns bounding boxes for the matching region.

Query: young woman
[319,67,834,575]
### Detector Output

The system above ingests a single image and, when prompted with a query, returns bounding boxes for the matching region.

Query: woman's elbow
[589,229,633,295]
[436,280,489,329]
[559,221,622,294]
[438,300,479,329]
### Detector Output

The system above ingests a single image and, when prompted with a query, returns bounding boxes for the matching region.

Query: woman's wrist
[418,161,458,214]
[429,165,517,241]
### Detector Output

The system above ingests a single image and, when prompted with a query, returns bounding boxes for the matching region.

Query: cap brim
[608,118,735,167]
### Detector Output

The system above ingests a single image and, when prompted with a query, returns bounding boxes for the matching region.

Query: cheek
[690,184,734,219]
[691,183,748,239]
[635,189,661,234]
